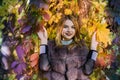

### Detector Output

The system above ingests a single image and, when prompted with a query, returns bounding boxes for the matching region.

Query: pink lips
[65,32,72,36]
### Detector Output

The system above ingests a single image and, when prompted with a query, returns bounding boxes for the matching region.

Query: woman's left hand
[91,32,98,50]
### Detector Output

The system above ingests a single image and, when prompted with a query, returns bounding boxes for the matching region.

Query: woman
[37,15,98,80]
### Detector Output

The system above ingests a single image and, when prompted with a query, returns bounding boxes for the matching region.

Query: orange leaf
[30,53,39,67]
[96,52,113,68]
[30,60,38,67]
[30,53,39,61]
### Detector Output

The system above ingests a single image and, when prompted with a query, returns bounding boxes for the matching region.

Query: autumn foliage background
[0,0,120,80]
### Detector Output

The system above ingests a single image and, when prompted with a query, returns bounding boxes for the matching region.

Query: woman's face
[61,19,76,40]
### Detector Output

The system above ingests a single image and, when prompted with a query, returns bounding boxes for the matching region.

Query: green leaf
[0,38,2,45]
[112,45,117,49]
[116,67,120,75]
[31,33,39,43]
[32,74,38,80]
[0,0,18,16]
[0,24,5,29]
[4,74,16,80]
[37,16,42,22]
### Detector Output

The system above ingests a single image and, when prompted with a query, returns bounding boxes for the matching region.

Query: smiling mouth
[66,33,72,36]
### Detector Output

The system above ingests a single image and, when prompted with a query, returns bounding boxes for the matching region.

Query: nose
[68,27,72,31]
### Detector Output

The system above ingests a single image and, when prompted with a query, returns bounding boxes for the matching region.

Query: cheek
[61,30,65,37]
[62,29,66,35]
[72,30,76,35]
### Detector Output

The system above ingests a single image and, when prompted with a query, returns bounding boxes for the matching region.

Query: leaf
[88,26,96,37]
[96,52,113,68]
[14,62,26,74]
[11,60,26,75]
[16,44,25,60]
[18,4,23,14]
[15,65,23,74]
[21,25,32,34]
[96,24,111,47]
[90,69,107,80]
[115,16,120,25]
[32,74,38,80]
[0,38,2,45]
[18,19,24,26]
[23,39,33,54]
[30,53,39,67]
[88,20,112,48]
[11,61,19,68]
[0,24,5,29]
[54,13,62,23]
[30,53,39,61]
[116,68,120,75]
[36,20,45,32]
[7,74,16,80]
[16,74,23,80]
[113,37,120,44]
[64,9,72,15]
[43,12,50,21]
[48,15,55,25]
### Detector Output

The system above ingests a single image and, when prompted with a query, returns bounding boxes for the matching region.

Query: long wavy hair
[55,15,81,46]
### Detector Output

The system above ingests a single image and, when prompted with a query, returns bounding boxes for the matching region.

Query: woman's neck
[61,39,73,45]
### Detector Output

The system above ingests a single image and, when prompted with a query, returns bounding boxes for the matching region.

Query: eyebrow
[71,25,75,27]
[64,24,74,27]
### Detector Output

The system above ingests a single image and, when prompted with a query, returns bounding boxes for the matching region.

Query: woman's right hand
[37,27,48,44]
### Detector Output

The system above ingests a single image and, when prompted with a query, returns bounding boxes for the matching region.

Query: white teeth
[66,33,72,36]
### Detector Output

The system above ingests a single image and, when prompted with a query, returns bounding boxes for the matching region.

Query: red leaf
[43,12,50,21]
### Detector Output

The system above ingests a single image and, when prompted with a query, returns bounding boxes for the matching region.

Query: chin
[65,37,73,40]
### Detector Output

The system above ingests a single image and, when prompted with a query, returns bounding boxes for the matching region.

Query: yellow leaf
[64,9,72,15]
[96,23,111,47]
[88,26,96,36]
[56,12,62,20]
[48,15,55,25]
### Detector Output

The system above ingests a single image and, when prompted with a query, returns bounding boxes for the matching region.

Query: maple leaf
[88,26,97,37]
[87,21,111,48]
[96,23,111,47]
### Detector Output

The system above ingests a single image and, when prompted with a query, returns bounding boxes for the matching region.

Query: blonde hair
[55,15,81,46]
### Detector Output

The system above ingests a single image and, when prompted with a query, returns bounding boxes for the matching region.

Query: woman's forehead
[64,19,74,26]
